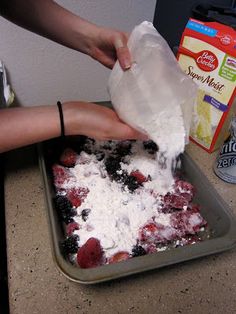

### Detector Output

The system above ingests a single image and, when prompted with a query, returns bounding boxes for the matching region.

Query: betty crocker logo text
[196,50,218,72]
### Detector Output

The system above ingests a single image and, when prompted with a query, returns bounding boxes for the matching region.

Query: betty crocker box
[177,18,236,153]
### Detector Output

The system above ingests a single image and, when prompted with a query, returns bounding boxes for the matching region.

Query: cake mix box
[177,18,236,153]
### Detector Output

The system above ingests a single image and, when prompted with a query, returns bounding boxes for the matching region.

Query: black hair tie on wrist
[57,101,65,138]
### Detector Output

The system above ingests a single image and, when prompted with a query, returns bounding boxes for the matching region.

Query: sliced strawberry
[175,179,195,201]
[189,203,201,213]
[67,187,89,207]
[52,164,72,189]
[77,237,104,269]
[66,222,80,236]
[130,170,148,184]
[139,222,159,242]
[108,251,130,264]
[170,209,207,236]
[60,148,77,167]
[163,193,189,210]
[140,222,179,244]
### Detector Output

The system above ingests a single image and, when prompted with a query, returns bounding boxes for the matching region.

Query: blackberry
[61,234,79,255]
[105,156,122,181]
[81,208,91,221]
[95,151,105,161]
[132,245,147,257]
[54,195,77,224]
[82,138,95,155]
[115,141,132,157]
[105,156,120,172]
[122,174,140,192]
[82,146,92,155]
[102,141,113,150]
[85,138,95,145]
[143,140,158,154]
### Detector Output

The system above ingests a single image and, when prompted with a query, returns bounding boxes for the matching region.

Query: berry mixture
[52,138,207,269]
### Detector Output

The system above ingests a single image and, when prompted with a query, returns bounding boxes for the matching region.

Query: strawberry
[60,148,77,167]
[52,164,71,189]
[77,238,104,269]
[66,187,89,207]
[175,179,195,201]
[66,222,80,236]
[190,204,201,213]
[170,209,207,236]
[145,243,157,254]
[163,193,189,210]
[139,222,158,242]
[130,170,148,184]
[108,251,130,264]
[139,222,178,244]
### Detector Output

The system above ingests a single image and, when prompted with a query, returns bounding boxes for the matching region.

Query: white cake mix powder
[59,141,175,258]
[141,103,186,194]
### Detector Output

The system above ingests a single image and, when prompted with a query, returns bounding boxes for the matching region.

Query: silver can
[213,117,236,184]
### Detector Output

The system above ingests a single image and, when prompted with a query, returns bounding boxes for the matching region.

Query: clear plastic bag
[108,21,198,148]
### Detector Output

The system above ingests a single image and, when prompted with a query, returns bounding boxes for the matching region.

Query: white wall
[0,0,156,106]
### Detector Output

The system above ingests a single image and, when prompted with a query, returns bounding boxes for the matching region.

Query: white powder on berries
[113,102,186,194]
[60,141,174,258]
[140,105,185,194]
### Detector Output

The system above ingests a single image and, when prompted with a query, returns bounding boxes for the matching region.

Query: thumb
[114,37,132,70]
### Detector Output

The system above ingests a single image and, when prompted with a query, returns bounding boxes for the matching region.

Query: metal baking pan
[38,123,236,284]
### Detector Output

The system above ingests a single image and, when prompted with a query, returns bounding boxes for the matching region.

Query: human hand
[86,25,131,70]
[63,101,147,141]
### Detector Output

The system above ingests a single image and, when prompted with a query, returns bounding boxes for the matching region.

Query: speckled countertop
[4,143,236,314]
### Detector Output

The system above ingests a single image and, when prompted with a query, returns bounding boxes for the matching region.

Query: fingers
[108,120,148,141]
[114,37,131,70]
[129,129,149,141]
[63,101,148,141]
[99,107,147,140]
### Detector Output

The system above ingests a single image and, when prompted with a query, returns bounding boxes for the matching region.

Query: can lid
[230,116,236,139]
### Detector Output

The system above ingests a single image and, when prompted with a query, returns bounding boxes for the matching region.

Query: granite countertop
[4,143,236,314]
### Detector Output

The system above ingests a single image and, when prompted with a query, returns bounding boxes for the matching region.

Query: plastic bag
[108,21,198,152]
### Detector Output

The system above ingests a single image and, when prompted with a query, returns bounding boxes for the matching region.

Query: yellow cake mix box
[177,18,236,153]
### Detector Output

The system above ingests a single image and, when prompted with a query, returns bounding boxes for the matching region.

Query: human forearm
[0,102,147,153]
[0,0,131,69]
[0,0,96,55]
[0,105,61,153]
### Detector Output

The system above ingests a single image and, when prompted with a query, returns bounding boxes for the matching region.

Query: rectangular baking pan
[38,107,236,284]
